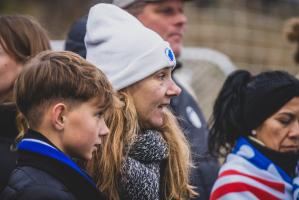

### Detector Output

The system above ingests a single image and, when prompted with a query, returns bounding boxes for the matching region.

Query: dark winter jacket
[171,78,220,200]
[0,130,106,200]
[0,103,18,192]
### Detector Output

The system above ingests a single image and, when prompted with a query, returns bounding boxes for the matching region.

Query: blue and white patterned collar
[233,137,292,184]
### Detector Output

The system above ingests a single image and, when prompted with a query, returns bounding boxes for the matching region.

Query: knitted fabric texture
[85,4,176,90]
[112,0,160,8]
[120,130,168,200]
[112,0,191,8]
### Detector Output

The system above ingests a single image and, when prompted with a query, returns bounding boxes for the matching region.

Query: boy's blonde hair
[14,50,114,132]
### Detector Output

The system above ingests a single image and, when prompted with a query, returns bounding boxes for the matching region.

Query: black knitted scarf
[120,130,169,200]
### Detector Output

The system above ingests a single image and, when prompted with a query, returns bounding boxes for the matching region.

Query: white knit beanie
[112,0,191,9]
[85,3,176,90]
[112,0,160,8]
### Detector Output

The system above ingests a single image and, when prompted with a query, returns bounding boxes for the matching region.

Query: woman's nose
[289,121,299,139]
[166,80,181,97]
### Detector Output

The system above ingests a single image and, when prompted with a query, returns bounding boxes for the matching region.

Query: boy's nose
[99,120,109,136]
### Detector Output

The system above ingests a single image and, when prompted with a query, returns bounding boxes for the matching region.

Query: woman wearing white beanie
[85,3,196,200]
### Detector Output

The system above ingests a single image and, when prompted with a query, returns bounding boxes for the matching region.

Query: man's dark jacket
[171,78,219,200]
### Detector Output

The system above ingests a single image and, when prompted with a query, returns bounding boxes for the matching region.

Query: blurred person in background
[0,14,50,192]
[85,4,196,200]
[65,1,219,198]
[209,70,299,199]
[284,17,299,65]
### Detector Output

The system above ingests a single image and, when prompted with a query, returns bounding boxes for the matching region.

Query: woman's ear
[51,103,67,131]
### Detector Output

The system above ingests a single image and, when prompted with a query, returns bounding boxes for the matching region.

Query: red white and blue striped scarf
[210,137,299,200]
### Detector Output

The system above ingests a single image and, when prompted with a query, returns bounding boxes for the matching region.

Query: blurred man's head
[113,0,188,57]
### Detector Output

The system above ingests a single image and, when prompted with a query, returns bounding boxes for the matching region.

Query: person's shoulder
[1,166,75,200]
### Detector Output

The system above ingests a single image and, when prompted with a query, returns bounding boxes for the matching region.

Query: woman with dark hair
[0,14,50,191]
[209,70,299,199]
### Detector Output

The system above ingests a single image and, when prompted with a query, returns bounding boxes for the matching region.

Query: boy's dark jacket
[0,129,107,200]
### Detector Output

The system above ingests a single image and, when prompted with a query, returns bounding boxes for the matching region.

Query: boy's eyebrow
[96,102,110,110]
[96,105,105,111]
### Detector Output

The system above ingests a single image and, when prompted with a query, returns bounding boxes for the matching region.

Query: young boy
[0,51,114,200]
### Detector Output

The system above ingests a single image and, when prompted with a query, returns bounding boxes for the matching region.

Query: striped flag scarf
[210,137,299,200]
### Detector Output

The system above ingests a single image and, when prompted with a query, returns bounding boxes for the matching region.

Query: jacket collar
[17,129,106,200]
[233,137,292,184]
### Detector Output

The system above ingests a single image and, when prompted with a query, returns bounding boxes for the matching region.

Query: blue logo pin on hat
[165,47,176,66]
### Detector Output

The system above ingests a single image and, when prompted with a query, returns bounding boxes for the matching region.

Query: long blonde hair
[87,89,197,200]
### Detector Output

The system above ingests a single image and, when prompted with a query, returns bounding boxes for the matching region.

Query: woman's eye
[96,112,103,118]
[157,73,166,80]
[278,118,292,125]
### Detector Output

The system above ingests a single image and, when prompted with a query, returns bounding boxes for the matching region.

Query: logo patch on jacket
[186,106,202,128]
